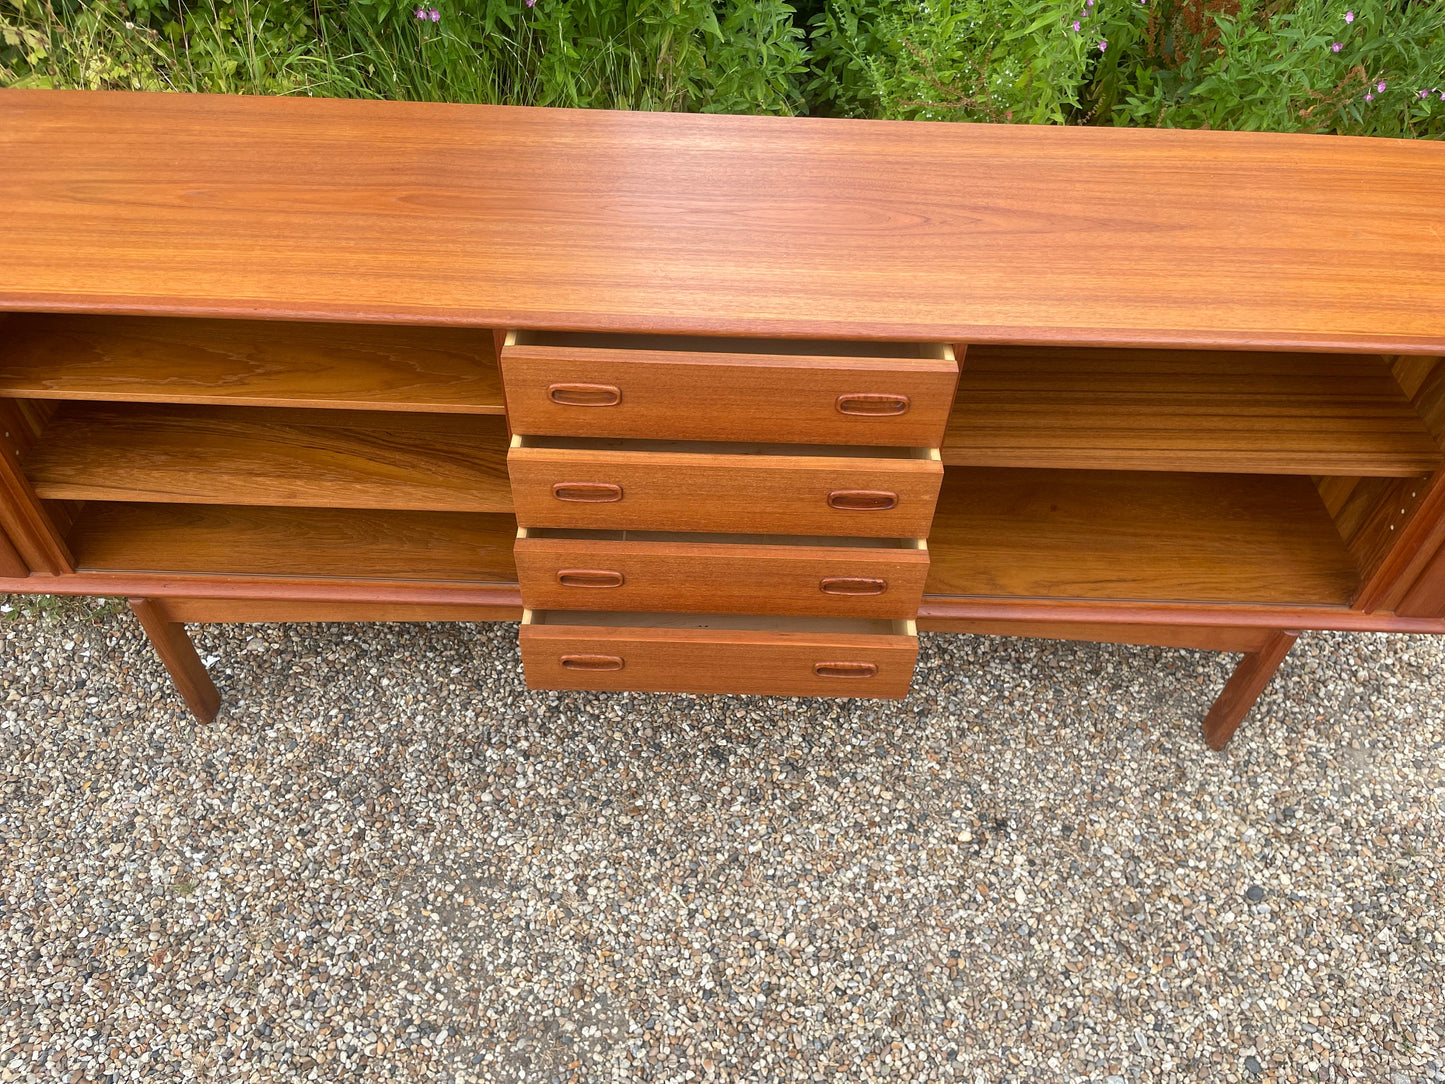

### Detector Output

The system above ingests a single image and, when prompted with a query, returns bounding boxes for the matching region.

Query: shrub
[1104,0,1445,136]
[808,0,1097,122]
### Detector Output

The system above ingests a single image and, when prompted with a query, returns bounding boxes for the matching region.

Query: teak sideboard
[2,91,1444,749]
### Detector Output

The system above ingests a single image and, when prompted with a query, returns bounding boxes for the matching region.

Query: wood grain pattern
[0,399,72,574]
[0,314,505,413]
[129,597,221,722]
[23,403,512,510]
[509,441,942,537]
[917,595,1445,633]
[925,467,1359,605]
[515,531,927,617]
[69,503,517,581]
[944,347,1440,475]
[521,612,917,698]
[0,526,26,578]
[913,618,1276,653]
[503,335,957,445]
[1396,541,1445,618]
[3,91,1445,352]
[1202,629,1299,750]
[159,598,521,623]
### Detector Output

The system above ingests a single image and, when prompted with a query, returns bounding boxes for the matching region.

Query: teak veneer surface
[943,347,1442,476]
[514,531,928,618]
[925,467,1359,606]
[69,503,518,582]
[3,91,1445,352]
[0,314,506,413]
[502,338,958,446]
[24,403,512,511]
[508,441,942,537]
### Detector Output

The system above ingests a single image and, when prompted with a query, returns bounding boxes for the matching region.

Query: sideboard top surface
[2,89,1442,352]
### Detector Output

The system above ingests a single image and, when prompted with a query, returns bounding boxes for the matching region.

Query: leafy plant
[808,0,1099,122]
[1106,0,1445,135]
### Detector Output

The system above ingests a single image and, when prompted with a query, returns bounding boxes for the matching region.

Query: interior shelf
[22,403,513,512]
[68,503,518,582]
[0,314,506,414]
[942,347,1441,476]
[925,467,1360,606]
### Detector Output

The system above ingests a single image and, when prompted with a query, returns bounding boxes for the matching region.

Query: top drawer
[501,331,959,446]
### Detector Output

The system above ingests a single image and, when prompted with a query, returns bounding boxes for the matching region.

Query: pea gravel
[1,601,1442,1084]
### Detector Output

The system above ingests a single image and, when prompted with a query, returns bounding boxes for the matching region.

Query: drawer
[516,529,928,618]
[508,436,943,538]
[500,331,958,446]
[520,611,918,698]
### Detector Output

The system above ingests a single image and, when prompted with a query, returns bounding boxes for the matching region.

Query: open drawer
[500,331,958,446]
[515,528,927,618]
[520,611,919,698]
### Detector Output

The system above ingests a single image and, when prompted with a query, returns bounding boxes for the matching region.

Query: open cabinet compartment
[929,347,1445,610]
[0,314,518,582]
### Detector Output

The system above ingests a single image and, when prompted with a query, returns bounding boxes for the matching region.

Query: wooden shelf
[0,314,505,413]
[942,347,1441,476]
[23,404,512,511]
[925,467,1360,606]
[68,503,518,582]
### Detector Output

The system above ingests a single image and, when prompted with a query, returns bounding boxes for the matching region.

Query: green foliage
[1106,0,1445,136]
[1,0,1441,138]
[808,0,1096,122]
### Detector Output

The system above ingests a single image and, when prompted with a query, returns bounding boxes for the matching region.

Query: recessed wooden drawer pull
[548,382,622,407]
[813,661,878,679]
[820,576,887,596]
[837,393,910,417]
[556,569,625,588]
[827,489,898,511]
[552,482,623,503]
[560,654,625,671]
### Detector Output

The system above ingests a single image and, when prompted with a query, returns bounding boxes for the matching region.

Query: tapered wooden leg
[129,598,221,723]
[1201,629,1299,750]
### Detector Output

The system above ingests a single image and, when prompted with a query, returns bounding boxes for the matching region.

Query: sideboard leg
[1201,629,1300,750]
[129,598,221,723]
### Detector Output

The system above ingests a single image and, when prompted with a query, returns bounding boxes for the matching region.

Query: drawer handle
[814,661,878,679]
[827,489,898,512]
[837,393,910,417]
[561,654,624,671]
[820,576,887,596]
[553,482,623,503]
[557,569,625,588]
[549,382,621,407]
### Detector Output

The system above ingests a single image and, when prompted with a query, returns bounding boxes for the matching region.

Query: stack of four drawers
[502,332,959,699]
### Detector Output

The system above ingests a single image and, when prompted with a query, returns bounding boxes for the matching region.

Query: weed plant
[1,0,1442,135]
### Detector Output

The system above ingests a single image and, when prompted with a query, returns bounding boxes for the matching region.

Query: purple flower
[1098,39,1107,52]
[1364,92,1374,102]
[1377,79,1387,92]
[429,7,440,20]
[1439,90,1445,101]
[1086,0,1095,7]
[526,0,536,6]
[414,6,426,17]
[1072,20,1080,30]
[1331,42,1342,52]
[1344,9,1354,22]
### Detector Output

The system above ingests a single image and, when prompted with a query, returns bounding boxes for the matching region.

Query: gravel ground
[0,601,1442,1084]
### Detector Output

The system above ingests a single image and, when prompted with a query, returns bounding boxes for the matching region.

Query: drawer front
[521,621,918,698]
[501,341,958,446]
[515,535,928,618]
[508,446,943,537]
